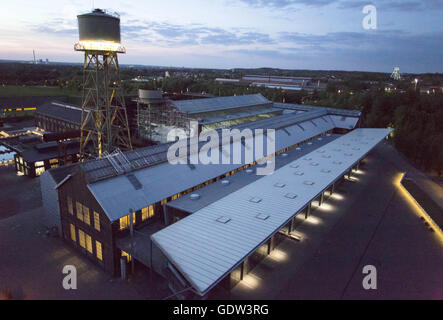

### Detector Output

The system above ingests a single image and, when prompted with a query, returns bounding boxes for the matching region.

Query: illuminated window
[76,202,83,222]
[86,234,93,254]
[121,250,132,262]
[83,205,90,226]
[35,161,44,167]
[49,159,58,164]
[161,199,167,205]
[142,205,155,221]
[119,213,135,230]
[67,197,73,215]
[70,224,76,242]
[35,166,45,176]
[78,229,86,249]
[96,241,103,261]
[120,216,129,230]
[94,212,100,232]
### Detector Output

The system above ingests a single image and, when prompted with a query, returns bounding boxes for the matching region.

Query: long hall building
[40,96,373,297]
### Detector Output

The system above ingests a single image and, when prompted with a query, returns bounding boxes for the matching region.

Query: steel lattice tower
[75,9,132,160]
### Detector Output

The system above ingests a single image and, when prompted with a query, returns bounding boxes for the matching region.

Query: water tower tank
[75,9,125,53]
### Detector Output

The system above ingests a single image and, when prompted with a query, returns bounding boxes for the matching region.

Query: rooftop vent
[274,182,286,188]
[333,161,343,165]
[332,148,342,152]
[285,193,298,199]
[256,213,270,221]
[352,147,361,151]
[303,181,315,186]
[249,197,262,203]
[342,143,351,146]
[126,174,143,190]
[190,194,200,200]
[290,163,300,168]
[216,216,231,224]
[326,134,332,137]
[310,162,319,166]
[322,155,332,159]
[317,138,323,141]
[344,153,353,157]
[296,147,302,151]
[246,169,254,174]
[294,171,304,176]
[317,150,325,153]
[303,157,312,161]
[281,153,288,157]
[321,169,331,173]
[221,179,230,186]
[308,142,313,145]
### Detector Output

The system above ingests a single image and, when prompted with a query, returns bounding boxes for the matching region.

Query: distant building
[136,93,283,143]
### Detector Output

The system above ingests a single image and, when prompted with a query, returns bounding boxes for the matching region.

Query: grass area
[0,85,80,98]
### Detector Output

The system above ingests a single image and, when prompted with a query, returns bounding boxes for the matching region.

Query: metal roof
[86,114,337,222]
[151,128,392,296]
[166,134,340,214]
[171,94,272,115]
[273,102,361,117]
[36,101,86,125]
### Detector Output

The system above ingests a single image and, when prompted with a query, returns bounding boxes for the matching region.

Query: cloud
[119,20,274,47]
[227,30,443,72]
[236,0,443,11]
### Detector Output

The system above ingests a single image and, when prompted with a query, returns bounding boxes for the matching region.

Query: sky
[0,0,442,73]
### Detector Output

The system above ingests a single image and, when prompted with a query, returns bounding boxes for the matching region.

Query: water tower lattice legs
[79,51,132,160]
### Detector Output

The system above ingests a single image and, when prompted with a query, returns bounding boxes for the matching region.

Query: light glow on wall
[241,274,260,289]
[268,249,288,262]
[395,173,443,245]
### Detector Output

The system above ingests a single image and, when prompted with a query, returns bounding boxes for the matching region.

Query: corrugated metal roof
[151,128,392,296]
[166,134,340,214]
[87,115,337,221]
[171,94,272,114]
[36,101,86,125]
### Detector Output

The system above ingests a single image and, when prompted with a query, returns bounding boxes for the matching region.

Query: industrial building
[135,92,322,143]
[0,96,68,119]
[2,134,80,177]
[35,101,84,133]
[39,97,376,296]
[215,75,326,91]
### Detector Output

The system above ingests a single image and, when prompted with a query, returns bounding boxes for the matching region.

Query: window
[35,166,45,177]
[83,205,90,226]
[119,216,129,230]
[96,241,103,261]
[78,229,86,249]
[119,213,136,230]
[121,250,132,262]
[70,224,76,242]
[94,212,100,232]
[86,234,93,254]
[76,202,83,222]
[142,205,154,221]
[67,197,73,215]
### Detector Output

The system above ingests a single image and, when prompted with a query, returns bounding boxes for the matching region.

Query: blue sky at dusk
[1,0,442,72]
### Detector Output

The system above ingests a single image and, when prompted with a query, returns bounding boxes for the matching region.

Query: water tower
[75,8,132,159]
